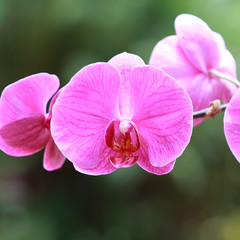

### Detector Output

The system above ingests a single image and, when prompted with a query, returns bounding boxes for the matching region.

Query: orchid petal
[185,72,235,126]
[175,14,220,72]
[108,52,145,71]
[181,74,217,110]
[149,35,198,79]
[43,136,65,171]
[131,65,193,167]
[182,73,223,126]
[224,89,240,161]
[212,32,238,102]
[51,63,121,169]
[138,159,175,175]
[0,113,50,156]
[47,89,63,120]
[213,32,237,77]
[0,73,59,126]
[222,81,238,105]
[137,139,175,175]
[73,146,117,175]
[108,52,145,119]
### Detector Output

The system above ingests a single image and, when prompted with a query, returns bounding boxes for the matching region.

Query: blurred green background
[0,0,240,239]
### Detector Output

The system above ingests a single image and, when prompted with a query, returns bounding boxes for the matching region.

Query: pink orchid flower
[149,14,237,126]
[51,52,193,175]
[0,73,65,171]
[224,89,240,162]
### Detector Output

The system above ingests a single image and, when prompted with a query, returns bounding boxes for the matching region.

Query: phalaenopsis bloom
[149,14,238,126]
[224,89,240,162]
[0,73,65,170]
[51,52,193,175]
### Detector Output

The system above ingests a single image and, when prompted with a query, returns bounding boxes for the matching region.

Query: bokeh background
[0,0,240,239]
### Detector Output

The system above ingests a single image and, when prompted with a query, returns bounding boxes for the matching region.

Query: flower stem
[210,69,240,88]
[193,101,228,119]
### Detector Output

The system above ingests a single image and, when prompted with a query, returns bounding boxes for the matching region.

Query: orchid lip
[104,119,140,168]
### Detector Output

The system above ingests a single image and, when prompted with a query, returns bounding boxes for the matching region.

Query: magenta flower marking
[51,52,193,175]
[224,89,240,162]
[105,119,140,168]
[0,73,65,171]
[149,14,237,126]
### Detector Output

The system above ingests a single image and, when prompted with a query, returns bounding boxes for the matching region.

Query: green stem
[193,103,228,119]
[210,69,240,88]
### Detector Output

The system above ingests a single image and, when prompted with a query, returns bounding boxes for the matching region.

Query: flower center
[104,119,140,168]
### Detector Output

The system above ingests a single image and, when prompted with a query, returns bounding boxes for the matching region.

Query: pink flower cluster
[149,14,237,126]
[0,13,240,175]
[51,53,193,175]
[0,74,65,171]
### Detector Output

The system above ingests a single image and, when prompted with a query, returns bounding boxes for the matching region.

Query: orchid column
[51,52,193,175]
